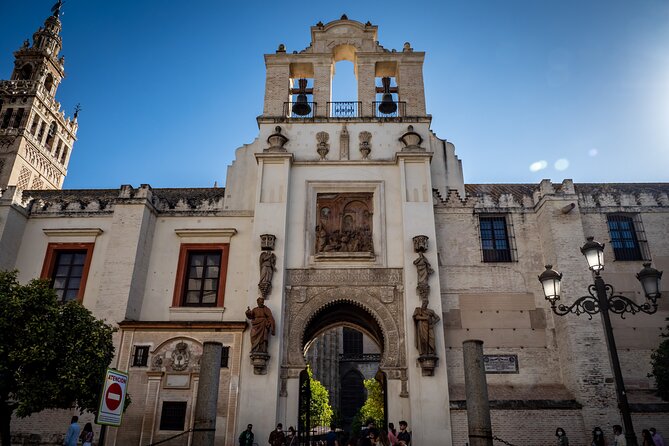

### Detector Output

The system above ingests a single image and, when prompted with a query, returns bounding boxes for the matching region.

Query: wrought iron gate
[298,368,311,445]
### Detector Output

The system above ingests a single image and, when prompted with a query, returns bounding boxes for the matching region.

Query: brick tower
[0,3,78,191]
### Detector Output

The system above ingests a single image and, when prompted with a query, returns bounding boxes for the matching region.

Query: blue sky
[1,0,668,188]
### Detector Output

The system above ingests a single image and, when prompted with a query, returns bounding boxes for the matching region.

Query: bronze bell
[291,78,312,116]
[378,77,397,115]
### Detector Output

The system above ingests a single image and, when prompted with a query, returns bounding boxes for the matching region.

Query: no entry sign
[96,368,128,427]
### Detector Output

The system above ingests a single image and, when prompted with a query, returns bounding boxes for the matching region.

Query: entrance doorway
[300,302,387,443]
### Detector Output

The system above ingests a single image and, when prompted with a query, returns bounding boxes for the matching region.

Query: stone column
[463,340,493,446]
[192,342,223,446]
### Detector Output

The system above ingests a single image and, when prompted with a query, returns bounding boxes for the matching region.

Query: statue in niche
[315,193,374,254]
[413,252,434,288]
[246,297,276,354]
[413,300,440,357]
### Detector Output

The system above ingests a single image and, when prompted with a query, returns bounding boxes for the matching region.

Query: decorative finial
[340,14,348,20]
[277,43,286,53]
[51,0,64,18]
[316,21,324,27]
[74,103,81,119]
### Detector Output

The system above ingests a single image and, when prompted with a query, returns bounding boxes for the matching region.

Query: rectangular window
[343,327,363,356]
[41,243,95,303]
[479,215,513,262]
[607,214,648,261]
[132,345,150,367]
[12,108,24,128]
[30,115,40,134]
[172,244,229,308]
[37,121,46,141]
[220,346,230,368]
[159,401,187,431]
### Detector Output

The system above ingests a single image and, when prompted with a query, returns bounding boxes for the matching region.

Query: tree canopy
[356,378,384,430]
[0,271,116,446]
[307,366,333,428]
[650,318,669,401]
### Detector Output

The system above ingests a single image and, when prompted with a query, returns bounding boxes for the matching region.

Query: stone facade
[0,12,668,446]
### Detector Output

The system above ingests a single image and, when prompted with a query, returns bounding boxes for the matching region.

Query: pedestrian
[239,423,254,446]
[642,429,657,446]
[396,421,411,446]
[592,427,607,446]
[269,422,286,446]
[556,427,569,446]
[369,429,381,446]
[651,428,666,446]
[325,424,340,446]
[286,426,297,446]
[613,425,627,446]
[80,422,94,446]
[361,419,375,441]
[62,416,80,446]
[378,429,391,446]
[388,423,398,446]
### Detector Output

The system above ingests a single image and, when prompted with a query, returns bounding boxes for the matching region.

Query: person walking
[642,429,657,446]
[556,427,570,446]
[62,416,80,446]
[286,426,297,446]
[239,424,255,446]
[325,425,340,446]
[592,427,607,446]
[613,425,627,446]
[269,423,286,446]
[80,422,94,446]
[387,423,398,446]
[650,428,666,446]
[396,421,411,446]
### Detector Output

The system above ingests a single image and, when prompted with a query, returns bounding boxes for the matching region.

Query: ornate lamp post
[538,237,663,446]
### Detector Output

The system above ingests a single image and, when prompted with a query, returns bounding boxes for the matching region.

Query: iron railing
[372,101,406,118]
[284,101,317,119]
[339,353,381,362]
[327,101,361,118]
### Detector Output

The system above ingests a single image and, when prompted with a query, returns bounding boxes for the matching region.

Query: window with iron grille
[132,345,149,367]
[343,327,363,356]
[184,251,221,306]
[159,401,187,431]
[606,214,649,261]
[479,215,514,262]
[220,346,230,368]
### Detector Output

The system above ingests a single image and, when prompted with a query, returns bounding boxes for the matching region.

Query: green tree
[650,317,669,401]
[0,271,116,446]
[356,378,384,429]
[307,366,333,428]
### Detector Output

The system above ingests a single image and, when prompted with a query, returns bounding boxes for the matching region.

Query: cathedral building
[1,9,667,446]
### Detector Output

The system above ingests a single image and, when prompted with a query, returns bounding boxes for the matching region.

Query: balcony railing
[372,100,406,118]
[327,101,361,118]
[283,101,316,119]
[339,353,382,362]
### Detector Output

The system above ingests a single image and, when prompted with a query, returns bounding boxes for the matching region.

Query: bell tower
[0,2,78,191]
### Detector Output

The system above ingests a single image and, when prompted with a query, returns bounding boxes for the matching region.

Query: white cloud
[529,160,548,172]
[589,148,598,157]
[554,158,570,171]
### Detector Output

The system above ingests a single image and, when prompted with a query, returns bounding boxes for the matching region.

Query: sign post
[96,368,128,427]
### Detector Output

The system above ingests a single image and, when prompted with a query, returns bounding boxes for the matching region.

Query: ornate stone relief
[399,125,425,152]
[315,193,374,256]
[358,131,371,159]
[170,341,191,371]
[282,268,407,392]
[149,338,202,374]
[258,234,277,298]
[265,126,288,152]
[316,131,329,160]
[339,125,349,160]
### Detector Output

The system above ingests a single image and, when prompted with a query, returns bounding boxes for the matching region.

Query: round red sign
[105,382,123,411]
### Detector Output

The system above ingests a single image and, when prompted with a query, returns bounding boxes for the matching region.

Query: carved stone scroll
[359,131,371,159]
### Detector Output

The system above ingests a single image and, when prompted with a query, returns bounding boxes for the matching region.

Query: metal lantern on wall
[538,265,563,305]
[580,236,605,272]
[636,262,663,303]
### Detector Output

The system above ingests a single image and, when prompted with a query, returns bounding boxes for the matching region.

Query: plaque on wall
[315,193,374,259]
[164,373,191,389]
[483,354,519,374]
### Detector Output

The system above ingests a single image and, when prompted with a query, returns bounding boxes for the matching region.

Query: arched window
[60,145,68,164]
[44,74,54,93]
[45,122,57,150]
[20,64,33,80]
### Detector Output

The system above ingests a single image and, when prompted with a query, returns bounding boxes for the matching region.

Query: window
[172,244,230,307]
[41,243,95,302]
[37,121,46,141]
[479,215,513,262]
[607,214,648,261]
[29,115,39,134]
[220,346,230,368]
[159,401,187,431]
[132,345,150,367]
[1,109,13,129]
[343,327,363,356]
[12,108,24,128]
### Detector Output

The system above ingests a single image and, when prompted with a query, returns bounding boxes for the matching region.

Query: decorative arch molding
[282,268,406,381]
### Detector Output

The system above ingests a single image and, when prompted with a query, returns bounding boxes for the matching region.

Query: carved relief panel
[315,192,373,255]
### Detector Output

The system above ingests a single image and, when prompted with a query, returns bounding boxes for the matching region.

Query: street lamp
[538,237,663,446]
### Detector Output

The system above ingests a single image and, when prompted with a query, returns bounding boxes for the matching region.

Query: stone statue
[413,252,434,287]
[246,297,276,354]
[413,300,440,356]
[258,250,276,298]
